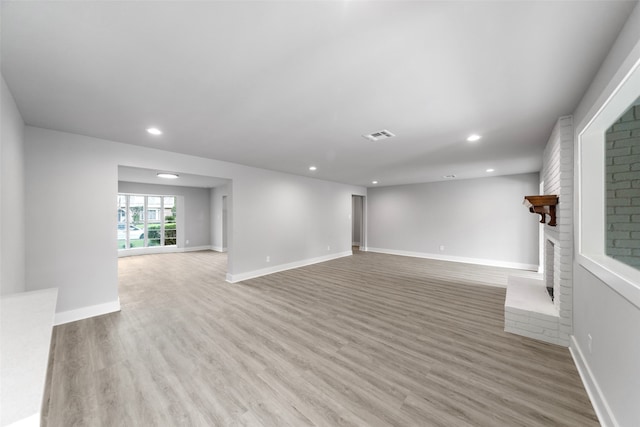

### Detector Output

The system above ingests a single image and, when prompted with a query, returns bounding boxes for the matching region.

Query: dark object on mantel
[523,195,559,226]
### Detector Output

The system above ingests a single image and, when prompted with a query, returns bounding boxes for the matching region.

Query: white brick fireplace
[505,116,573,346]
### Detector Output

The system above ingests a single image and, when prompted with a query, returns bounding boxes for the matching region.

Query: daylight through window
[117,194,177,249]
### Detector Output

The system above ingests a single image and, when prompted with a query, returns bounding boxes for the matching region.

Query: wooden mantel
[523,195,559,226]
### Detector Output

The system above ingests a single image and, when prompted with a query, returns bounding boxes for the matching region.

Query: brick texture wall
[606,104,640,268]
[504,116,573,346]
[541,116,573,346]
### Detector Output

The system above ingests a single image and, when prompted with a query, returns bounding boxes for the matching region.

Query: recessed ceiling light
[372,180,378,185]
[147,127,163,135]
[309,166,317,171]
[486,168,495,172]
[157,172,179,179]
[443,174,457,179]
[467,134,481,142]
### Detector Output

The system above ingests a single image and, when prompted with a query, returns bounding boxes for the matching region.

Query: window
[578,56,640,309]
[163,196,177,245]
[117,193,177,249]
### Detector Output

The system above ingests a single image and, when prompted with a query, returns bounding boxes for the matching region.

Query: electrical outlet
[266,256,270,263]
[186,239,189,245]
[327,245,331,251]
[587,334,593,354]
[439,245,445,252]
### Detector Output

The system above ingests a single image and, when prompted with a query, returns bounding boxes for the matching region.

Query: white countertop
[1,288,58,427]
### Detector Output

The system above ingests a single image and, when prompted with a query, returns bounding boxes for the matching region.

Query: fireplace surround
[504,116,573,346]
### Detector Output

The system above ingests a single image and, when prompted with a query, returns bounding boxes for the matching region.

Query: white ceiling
[2,1,636,187]
[119,166,229,188]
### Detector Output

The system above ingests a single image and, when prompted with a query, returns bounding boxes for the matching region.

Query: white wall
[210,184,230,252]
[119,181,212,249]
[1,75,26,295]
[24,126,365,318]
[25,129,119,316]
[230,168,361,276]
[571,2,640,426]
[366,173,540,270]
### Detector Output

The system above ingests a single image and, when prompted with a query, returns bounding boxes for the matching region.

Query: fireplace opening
[545,240,555,302]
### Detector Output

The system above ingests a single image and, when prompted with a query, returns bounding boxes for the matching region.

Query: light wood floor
[42,250,598,426]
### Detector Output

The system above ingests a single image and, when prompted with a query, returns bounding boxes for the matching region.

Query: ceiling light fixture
[372,180,378,185]
[157,172,179,179]
[309,166,317,171]
[466,134,481,142]
[147,127,163,135]
[486,168,495,172]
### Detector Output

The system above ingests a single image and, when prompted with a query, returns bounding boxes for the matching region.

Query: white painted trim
[366,247,538,271]
[569,335,617,427]
[576,55,640,310]
[577,254,640,310]
[118,245,179,257]
[54,298,121,325]
[226,251,352,283]
[183,245,213,253]
[118,245,213,257]
[211,245,225,252]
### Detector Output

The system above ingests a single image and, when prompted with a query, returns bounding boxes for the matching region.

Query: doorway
[117,166,232,278]
[222,195,228,252]
[352,195,365,252]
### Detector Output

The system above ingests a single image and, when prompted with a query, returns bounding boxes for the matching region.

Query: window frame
[577,56,640,309]
[117,193,177,250]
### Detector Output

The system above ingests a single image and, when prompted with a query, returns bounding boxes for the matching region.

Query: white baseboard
[569,335,617,427]
[118,245,179,257]
[54,298,121,325]
[366,247,538,271]
[211,245,224,252]
[118,245,213,257]
[183,245,213,252]
[226,251,352,283]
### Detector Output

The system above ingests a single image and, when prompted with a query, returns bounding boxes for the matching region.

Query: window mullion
[160,197,165,246]
[144,196,148,247]
[125,195,130,248]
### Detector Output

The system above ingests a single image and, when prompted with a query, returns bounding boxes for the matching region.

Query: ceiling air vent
[362,129,395,142]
